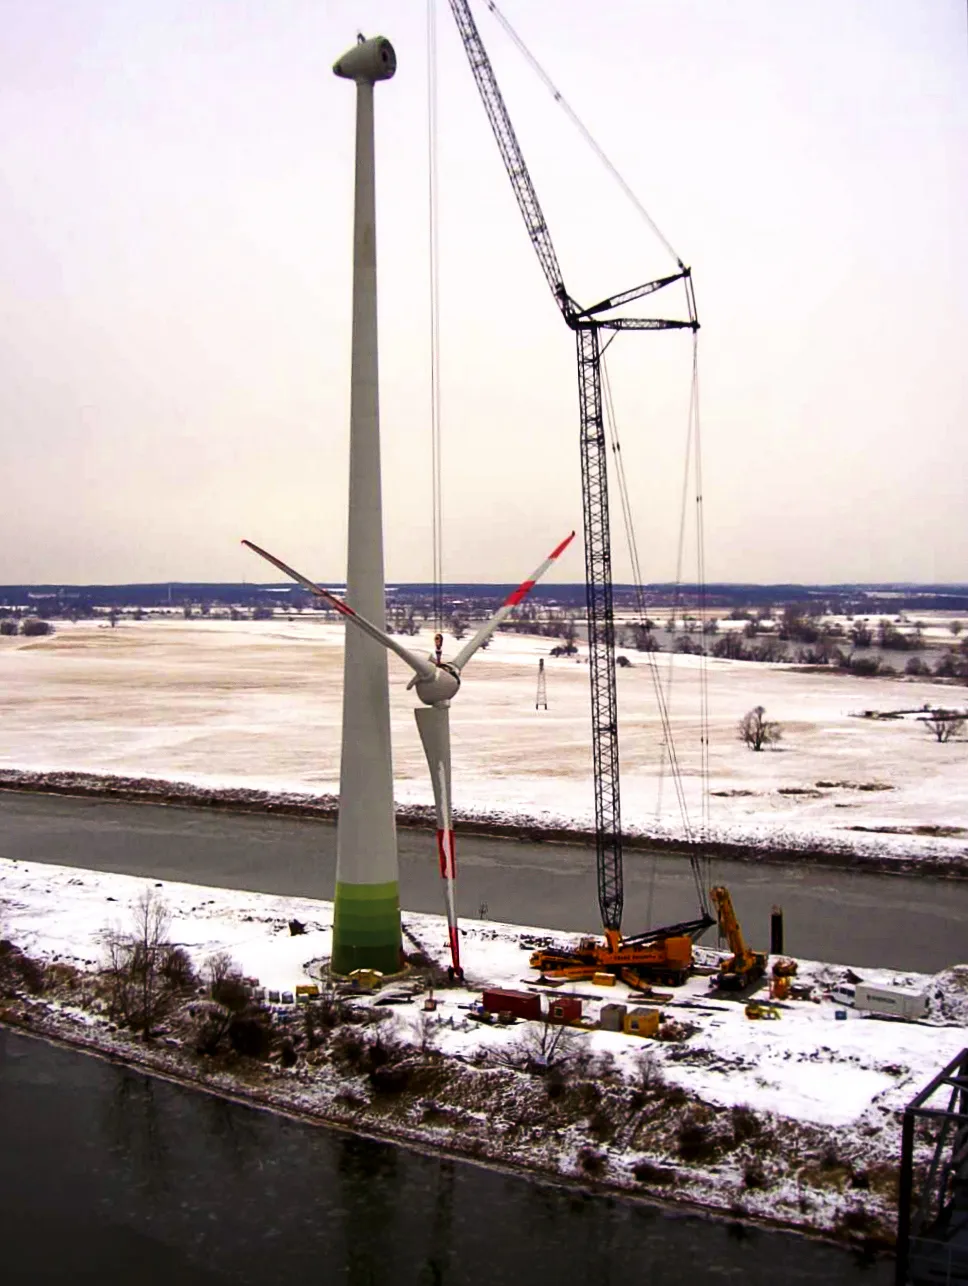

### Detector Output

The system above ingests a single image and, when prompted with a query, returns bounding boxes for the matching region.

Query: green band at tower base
[331,880,402,976]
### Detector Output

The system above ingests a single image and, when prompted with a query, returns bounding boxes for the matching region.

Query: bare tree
[490,1018,577,1073]
[101,888,177,1039]
[922,709,966,743]
[205,950,248,1011]
[738,705,782,752]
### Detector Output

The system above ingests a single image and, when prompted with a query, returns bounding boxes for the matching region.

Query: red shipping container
[547,995,582,1024]
[481,988,542,1020]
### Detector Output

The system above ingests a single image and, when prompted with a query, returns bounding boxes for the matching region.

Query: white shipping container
[854,982,927,1021]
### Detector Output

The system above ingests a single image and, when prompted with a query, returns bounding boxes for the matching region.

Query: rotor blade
[242,540,435,680]
[414,705,461,976]
[451,530,576,672]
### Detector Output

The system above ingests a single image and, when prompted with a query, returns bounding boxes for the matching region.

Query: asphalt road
[1,790,965,973]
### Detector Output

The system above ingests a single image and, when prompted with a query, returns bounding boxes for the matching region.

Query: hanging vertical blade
[414,704,461,978]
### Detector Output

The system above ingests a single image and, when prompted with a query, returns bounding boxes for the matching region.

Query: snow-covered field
[2,616,967,864]
[3,855,966,1241]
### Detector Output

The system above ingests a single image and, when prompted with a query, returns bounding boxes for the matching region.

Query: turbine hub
[414,663,460,707]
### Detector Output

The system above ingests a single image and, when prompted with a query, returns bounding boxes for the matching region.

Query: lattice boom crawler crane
[448,0,715,983]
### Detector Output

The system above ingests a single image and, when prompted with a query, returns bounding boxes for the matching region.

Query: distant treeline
[1,581,967,615]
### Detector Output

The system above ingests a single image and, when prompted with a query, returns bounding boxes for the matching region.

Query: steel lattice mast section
[447,0,698,937]
[331,35,402,974]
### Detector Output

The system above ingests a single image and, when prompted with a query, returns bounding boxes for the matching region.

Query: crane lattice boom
[448,0,698,934]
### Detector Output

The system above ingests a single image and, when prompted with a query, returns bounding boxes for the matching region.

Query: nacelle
[333,36,396,83]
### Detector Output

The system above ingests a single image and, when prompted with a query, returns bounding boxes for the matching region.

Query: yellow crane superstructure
[710,886,767,990]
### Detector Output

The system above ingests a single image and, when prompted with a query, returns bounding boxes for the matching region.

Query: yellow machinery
[710,886,767,990]
[770,956,798,1000]
[745,1001,781,1020]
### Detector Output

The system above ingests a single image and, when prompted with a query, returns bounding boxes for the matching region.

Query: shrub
[369,1062,412,1094]
[228,1014,272,1059]
[588,1108,615,1142]
[743,1160,768,1190]
[331,1029,367,1070]
[577,1147,605,1176]
[633,1160,676,1185]
[304,988,349,1048]
[191,1001,232,1055]
[279,1038,297,1069]
[848,654,881,676]
[205,951,249,1011]
[677,1114,719,1162]
[545,1068,567,1100]
[821,1143,845,1172]
[21,618,53,637]
[160,945,197,994]
[0,619,17,636]
[0,941,46,994]
[731,1104,762,1144]
[838,1205,877,1235]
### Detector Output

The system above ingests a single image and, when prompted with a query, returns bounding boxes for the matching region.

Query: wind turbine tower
[331,34,400,974]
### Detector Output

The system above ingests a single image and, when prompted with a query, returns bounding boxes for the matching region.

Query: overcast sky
[1,1,965,586]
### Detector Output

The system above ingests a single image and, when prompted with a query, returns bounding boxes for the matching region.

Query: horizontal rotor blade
[451,530,576,672]
[241,539,435,680]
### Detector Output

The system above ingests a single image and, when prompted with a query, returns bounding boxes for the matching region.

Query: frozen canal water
[1,790,965,973]
[0,1029,892,1285]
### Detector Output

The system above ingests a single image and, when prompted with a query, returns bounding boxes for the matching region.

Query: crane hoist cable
[481,0,683,270]
[447,0,704,943]
[426,0,445,633]
[690,337,712,846]
[601,348,710,919]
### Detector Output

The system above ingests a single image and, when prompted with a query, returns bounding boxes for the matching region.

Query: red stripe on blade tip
[549,531,576,560]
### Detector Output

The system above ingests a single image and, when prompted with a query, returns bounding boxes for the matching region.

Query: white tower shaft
[331,37,400,975]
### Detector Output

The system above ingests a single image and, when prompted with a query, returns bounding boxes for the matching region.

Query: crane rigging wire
[691,337,712,847]
[471,0,712,917]
[601,348,710,918]
[427,0,445,633]
[480,0,683,270]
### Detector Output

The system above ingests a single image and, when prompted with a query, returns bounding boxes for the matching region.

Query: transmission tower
[535,657,547,710]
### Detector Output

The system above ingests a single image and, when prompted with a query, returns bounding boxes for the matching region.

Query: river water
[0,1030,891,1285]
